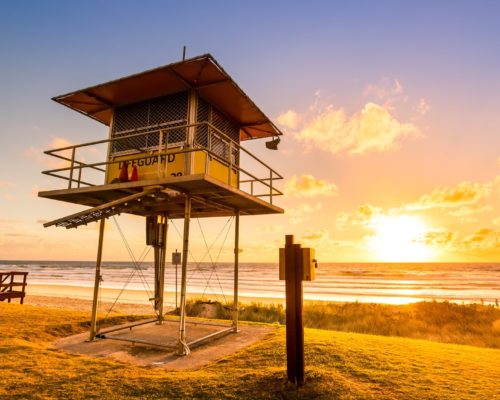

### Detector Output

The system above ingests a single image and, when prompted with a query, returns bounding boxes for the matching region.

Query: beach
[23,287,281,315]
[24,294,153,314]
[3,260,499,306]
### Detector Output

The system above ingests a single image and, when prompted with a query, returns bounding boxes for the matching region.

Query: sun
[368,215,435,262]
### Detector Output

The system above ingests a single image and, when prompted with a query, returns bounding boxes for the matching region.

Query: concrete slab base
[54,318,273,370]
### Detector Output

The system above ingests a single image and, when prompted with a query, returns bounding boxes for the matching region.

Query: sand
[25,283,285,310]
[26,294,154,315]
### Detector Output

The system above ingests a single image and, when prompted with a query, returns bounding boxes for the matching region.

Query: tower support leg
[158,224,167,321]
[89,218,105,341]
[233,211,240,332]
[177,196,191,355]
[154,215,168,323]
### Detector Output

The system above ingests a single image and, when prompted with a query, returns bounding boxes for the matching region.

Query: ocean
[1,260,499,306]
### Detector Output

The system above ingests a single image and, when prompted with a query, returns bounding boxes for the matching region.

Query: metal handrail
[42,147,283,197]
[44,122,283,179]
[42,122,283,201]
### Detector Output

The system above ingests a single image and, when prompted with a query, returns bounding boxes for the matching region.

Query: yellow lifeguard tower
[39,54,283,355]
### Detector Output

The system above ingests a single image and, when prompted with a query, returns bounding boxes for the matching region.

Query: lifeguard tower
[39,54,283,355]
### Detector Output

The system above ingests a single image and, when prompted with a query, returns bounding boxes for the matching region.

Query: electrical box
[146,216,167,246]
[146,216,156,246]
[301,248,315,281]
[172,251,181,264]
[279,247,316,281]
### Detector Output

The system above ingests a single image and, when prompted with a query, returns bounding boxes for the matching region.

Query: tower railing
[42,122,283,204]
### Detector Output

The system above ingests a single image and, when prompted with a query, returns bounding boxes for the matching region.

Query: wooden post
[8,273,14,303]
[232,210,240,332]
[154,215,168,323]
[172,250,181,310]
[284,234,305,386]
[177,196,191,355]
[20,272,27,304]
[89,218,105,341]
[154,242,160,313]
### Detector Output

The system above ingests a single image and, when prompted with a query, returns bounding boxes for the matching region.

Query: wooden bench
[0,271,28,304]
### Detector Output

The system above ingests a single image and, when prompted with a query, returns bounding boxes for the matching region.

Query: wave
[3,261,499,305]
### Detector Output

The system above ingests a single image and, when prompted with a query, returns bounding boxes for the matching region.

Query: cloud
[263,224,283,233]
[299,228,343,254]
[31,185,40,198]
[0,181,16,201]
[363,78,404,103]
[243,238,282,255]
[416,98,430,116]
[279,100,421,155]
[416,227,500,258]
[50,137,73,148]
[0,232,45,255]
[356,203,382,222]
[287,203,322,224]
[277,110,300,130]
[4,233,39,238]
[460,228,499,250]
[419,228,455,246]
[335,212,350,230]
[284,175,338,198]
[0,181,14,189]
[25,137,74,169]
[447,205,493,218]
[406,180,494,211]
[301,228,329,241]
[335,203,382,230]
[493,217,500,226]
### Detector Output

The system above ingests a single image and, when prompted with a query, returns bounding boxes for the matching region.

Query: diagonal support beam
[43,186,162,229]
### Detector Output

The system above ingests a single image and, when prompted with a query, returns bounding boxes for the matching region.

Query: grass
[184,299,500,348]
[1,302,500,399]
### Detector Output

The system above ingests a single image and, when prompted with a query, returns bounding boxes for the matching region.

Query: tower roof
[52,54,282,141]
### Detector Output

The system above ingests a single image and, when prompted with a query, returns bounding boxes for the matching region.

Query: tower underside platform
[39,174,283,221]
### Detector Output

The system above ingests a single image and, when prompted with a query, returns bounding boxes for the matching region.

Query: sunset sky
[0,1,499,262]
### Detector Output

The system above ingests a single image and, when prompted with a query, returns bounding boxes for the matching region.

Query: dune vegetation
[184,299,500,349]
[1,301,499,399]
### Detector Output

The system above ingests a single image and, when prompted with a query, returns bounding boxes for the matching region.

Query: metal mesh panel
[113,102,149,133]
[111,92,188,154]
[210,107,239,164]
[112,103,149,153]
[150,92,188,147]
[110,92,239,165]
[211,108,239,143]
[149,92,188,125]
[211,134,228,160]
[195,97,209,148]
